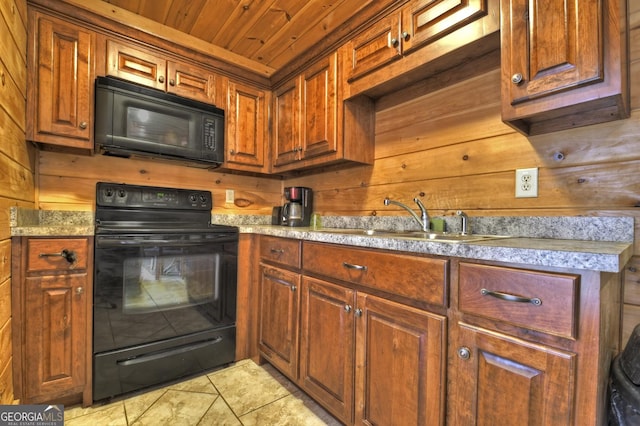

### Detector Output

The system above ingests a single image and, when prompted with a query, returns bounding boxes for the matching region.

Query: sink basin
[315,228,399,236]
[315,228,508,243]
[390,231,505,243]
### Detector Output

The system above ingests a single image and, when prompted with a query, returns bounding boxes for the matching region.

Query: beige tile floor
[65,359,341,425]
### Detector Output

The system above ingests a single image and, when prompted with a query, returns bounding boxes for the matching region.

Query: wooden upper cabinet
[402,0,490,54]
[272,52,373,174]
[224,79,269,172]
[27,11,94,149]
[500,0,629,135]
[301,53,338,160]
[346,12,402,81]
[345,0,495,83]
[272,78,302,169]
[105,39,215,104]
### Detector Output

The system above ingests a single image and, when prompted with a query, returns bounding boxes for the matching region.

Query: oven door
[93,231,237,400]
[93,232,237,354]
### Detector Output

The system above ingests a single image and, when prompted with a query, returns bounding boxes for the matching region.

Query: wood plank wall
[0,0,32,404]
[289,2,640,346]
[35,2,640,348]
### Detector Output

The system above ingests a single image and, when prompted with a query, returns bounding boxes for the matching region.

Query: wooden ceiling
[98,0,385,74]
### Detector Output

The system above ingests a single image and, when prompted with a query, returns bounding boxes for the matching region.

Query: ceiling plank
[232,0,308,59]
[211,0,278,50]
[137,0,172,25]
[163,0,208,33]
[268,0,376,70]
[189,0,238,43]
[64,0,275,76]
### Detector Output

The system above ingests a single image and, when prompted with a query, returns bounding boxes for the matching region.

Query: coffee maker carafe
[282,187,313,227]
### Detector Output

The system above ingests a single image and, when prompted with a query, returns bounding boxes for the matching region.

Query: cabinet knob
[511,73,524,84]
[355,308,363,317]
[344,304,352,313]
[169,79,175,86]
[79,121,87,130]
[158,76,165,84]
[389,37,399,47]
[402,31,409,41]
[290,285,297,292]
[76,287,84,295]
[457,347,471,360]
[229,149,236,155]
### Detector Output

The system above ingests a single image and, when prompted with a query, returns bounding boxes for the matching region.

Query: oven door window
[122,250,220,314]
[94,240,236,354]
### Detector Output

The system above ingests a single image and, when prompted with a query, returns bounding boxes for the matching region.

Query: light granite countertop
[10,208,634,273]
[238,224,633,273]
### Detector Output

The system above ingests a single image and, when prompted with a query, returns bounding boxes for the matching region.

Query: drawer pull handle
[39,249,77,266]
[343,262,367,272]
[270,248,285,254]
[481,288,542,306]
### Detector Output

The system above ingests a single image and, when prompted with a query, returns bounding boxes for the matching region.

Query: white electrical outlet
[515,168,538,198]
[225,189,235,203]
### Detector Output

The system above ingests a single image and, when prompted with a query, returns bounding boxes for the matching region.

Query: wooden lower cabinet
[448,323,576,425]
[12,237,93,406]
[299,276,446,425]
[299,277,355,423]
[354,292,446,425]
[258,265,300,379]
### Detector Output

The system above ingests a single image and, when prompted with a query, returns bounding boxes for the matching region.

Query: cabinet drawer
[459,262,579,338]
[27,238,89,272]
[303,242,448,306]
[260,236,301,269]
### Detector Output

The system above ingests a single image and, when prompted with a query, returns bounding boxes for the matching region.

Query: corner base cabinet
[11,237,93,406]
[448,261,622,425]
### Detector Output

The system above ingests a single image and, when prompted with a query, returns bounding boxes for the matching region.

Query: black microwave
[94,76,224,167]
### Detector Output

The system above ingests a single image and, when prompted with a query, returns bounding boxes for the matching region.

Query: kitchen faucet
[384,197,429,232]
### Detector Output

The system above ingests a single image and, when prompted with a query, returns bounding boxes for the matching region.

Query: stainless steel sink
[315,228,508,243]
[390,231,506,243]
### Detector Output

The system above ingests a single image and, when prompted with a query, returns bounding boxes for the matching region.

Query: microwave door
[110,93,201,158]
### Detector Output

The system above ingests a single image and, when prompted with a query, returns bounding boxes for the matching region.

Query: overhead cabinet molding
[500,0,630,135]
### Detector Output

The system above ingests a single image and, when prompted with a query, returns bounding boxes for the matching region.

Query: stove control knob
[118,189,126,198]
[189,194,197,203]
[199,194,207,203]
[104,188,113,197]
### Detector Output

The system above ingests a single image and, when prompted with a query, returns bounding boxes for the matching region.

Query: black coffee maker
[282,187,313,227]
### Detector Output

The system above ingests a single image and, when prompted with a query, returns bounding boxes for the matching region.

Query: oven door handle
[96,238,215,248]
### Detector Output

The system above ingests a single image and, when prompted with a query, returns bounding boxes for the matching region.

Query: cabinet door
[167,61,215,103]
[449,322,576,425]
[501,0,602,105]
[301,54,338,160]
[402,0,489,54]
[300,277,355,424]
[355,293,446,426]
[259,266,300,379]
[32,14,93,148]
[24,274,87,401]
[345,12,401,81]
[226,80,268,170]
[272,79,301,168]
[106,39,166,90]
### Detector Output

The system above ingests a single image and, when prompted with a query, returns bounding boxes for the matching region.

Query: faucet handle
[456,210,469,235]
